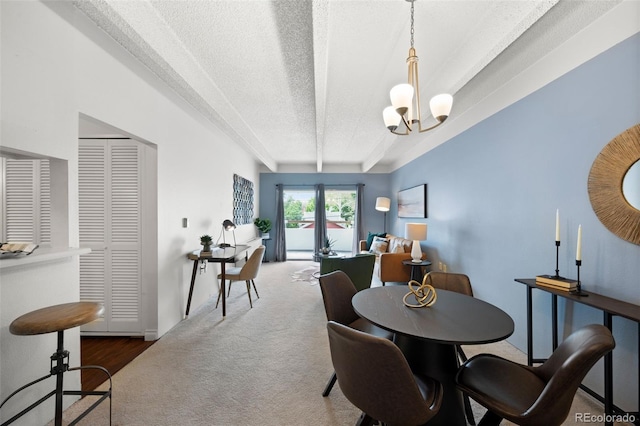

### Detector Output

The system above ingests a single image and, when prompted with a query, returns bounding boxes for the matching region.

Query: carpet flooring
[56,260,625,425]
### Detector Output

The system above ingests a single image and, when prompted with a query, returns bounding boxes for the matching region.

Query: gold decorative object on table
[403,272,438,308]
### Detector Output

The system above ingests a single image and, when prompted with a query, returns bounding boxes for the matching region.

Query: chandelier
[383,0,453,135]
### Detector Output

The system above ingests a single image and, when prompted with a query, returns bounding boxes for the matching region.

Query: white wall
[1,1,260,423]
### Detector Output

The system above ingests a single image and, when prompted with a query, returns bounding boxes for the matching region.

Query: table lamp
[375,197,391,233]
[219,219,236,248]
[405,223,427,263]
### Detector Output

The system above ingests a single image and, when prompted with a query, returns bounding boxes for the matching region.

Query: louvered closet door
[79,139,142,334]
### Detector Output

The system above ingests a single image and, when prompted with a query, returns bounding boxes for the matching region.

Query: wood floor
[81,336,155,391]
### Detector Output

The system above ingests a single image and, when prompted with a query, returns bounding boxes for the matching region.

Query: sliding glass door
[283,187,355,259]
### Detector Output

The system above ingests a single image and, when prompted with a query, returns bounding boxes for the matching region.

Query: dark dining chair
[426,271,476,425]
[318,271,393,397]
[456,324,615,426]
[216,245,265,308]
[327,321,443,426]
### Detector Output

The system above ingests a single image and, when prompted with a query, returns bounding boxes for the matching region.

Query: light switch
[182,218,189,228]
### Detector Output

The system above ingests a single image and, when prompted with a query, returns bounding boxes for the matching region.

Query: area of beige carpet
[55,260,623,426]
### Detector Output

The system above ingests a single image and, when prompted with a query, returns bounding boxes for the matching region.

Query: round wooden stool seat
[9,302,104,336]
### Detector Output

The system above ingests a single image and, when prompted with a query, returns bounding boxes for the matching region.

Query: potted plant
[322,237,337,255]
[254,218,272,239]
[200,234,213,252]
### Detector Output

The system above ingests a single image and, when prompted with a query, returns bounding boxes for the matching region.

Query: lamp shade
[429,94,453,120]
[375,197,391,212]
[222,219,236,230]
[405,223,427,241]
[383,106,401,129]
[390,83,414,113]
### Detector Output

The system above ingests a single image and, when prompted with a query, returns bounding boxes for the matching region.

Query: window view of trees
[284,196,304,228]
[325,190,355,226]
[283,189,356,228]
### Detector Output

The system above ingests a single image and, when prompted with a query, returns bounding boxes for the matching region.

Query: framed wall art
[233,174,254,225]
[397,184,427,218]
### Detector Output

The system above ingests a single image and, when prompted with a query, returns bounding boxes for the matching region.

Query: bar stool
[0,302,112,426]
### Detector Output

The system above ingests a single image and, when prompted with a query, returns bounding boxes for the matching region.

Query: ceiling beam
[312,1,329,173]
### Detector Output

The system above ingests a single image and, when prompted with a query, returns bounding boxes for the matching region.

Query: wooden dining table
[352,285,514,426]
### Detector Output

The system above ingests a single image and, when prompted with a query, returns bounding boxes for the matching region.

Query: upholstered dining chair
[426,271,476,425]
[456,324,615,426]
[326,321,443,426]
[319,253,376,292]
[216,245,265,309]
[318,271,393,397]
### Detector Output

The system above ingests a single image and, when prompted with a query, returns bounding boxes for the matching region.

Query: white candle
[555,209,560,242]
[576,225,582,261]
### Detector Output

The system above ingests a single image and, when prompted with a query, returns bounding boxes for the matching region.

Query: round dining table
[352,285,514,426]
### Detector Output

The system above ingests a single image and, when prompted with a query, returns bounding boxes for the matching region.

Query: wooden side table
[402,259,432,282]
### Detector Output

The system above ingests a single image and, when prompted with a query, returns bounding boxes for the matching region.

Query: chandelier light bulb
[429,94,453,121]
[390,83,414,116]
[383,106,402,130]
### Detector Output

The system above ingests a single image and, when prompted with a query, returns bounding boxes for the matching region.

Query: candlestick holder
[553,240,563,278]
[570,260,588,297]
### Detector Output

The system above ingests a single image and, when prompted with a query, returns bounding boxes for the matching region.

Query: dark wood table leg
[604,312,613,426]
[185,259,199,316]
[221,260,226,317]
[552,294,558,350]
[394,334,466,426]
[526,286,533,366]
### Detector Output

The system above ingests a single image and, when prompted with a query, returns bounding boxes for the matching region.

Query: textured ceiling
[75,0,622,173]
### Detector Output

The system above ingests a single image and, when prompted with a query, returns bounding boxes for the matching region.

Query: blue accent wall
[260,34,640,408]
[390,33,639,408]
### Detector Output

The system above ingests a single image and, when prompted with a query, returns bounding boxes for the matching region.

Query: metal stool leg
[0,330,112,426]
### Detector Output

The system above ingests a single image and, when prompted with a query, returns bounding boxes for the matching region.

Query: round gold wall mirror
[622,159,640,210]
[588,124,640,245]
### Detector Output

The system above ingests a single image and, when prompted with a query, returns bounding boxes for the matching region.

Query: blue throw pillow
[366,232,387,250]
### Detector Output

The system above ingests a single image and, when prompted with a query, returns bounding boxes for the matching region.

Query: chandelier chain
[410,0,415,48]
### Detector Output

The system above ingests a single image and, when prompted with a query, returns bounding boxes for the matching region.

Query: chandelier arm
[400,114,412,132]
[417,118,447,133]
[390,127,409,136]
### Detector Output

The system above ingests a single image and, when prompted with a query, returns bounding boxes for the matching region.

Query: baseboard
[144,329,159,341]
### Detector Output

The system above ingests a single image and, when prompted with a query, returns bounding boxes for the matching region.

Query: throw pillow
[392,244,404,254]
[369,236,389,255]
[365,232,387,250]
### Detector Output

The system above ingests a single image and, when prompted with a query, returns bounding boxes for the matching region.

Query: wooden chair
[456,324,615,426]
[216,245,265,308]
[327,321,443,426]
[318,271,393,397]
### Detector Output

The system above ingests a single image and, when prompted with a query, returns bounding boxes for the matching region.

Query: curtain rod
[277,184,364,187]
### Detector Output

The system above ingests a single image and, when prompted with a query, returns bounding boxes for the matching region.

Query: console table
[186,245,249,317]
[515,278,640,426]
